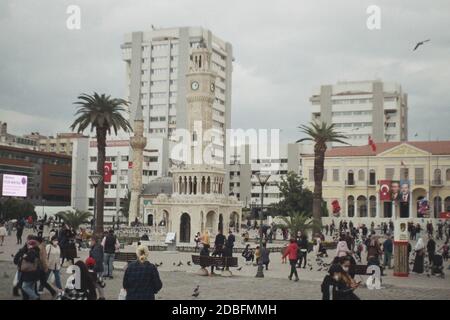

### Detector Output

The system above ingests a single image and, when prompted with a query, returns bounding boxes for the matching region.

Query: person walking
[89,236,105,298]
[123,245,162,300]
[282,238,299,281]
[367,236,382,268]
[412,238,425,274]
[297,234,308,268]
[46,236,62,291]
[0,222,6,246]
[102,229,119,279]
[212,229,226,258]
[260,242,270,270]
[426,236,436,265]
[36,236,57,297]
[242,244,254,265]
[382,235,393,269]
[19,239,41,300]
[226,230,236,256]
[438,241,449,261]
[16,218,25,245]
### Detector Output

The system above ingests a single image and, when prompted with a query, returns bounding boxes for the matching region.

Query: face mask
[333,275,339,281]
[342,266,349,272]
[52,241,58,246]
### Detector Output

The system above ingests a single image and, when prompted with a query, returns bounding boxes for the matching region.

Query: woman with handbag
[46,236,63,291]
[20,240,41,300]
[412,237,425,274]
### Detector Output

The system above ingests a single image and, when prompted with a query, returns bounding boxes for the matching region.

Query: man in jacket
[102,229,119,279]
[382,235,393,269]
[427,236,436,265]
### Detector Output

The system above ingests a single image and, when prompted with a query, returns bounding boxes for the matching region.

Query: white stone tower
[129,98,147,225]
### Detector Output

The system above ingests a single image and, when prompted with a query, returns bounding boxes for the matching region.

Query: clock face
[191,81,199,91]
[210,83,215,92]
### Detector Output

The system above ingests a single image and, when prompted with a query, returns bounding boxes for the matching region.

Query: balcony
[431,179,443,186]
[345,179,355,187]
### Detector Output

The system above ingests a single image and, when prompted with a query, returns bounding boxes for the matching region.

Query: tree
[119,190,131,219]
[297,122,348,232]
[268,171,313,216]
[56,210,92,230]
[276,212,321,238]
[1,198,36,220]
[70,93,132,234]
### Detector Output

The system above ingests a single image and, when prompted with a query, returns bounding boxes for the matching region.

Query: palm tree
[70,93,132,234]
[276,212,320,239]
[56,210,92,230]
[297,122,348,232]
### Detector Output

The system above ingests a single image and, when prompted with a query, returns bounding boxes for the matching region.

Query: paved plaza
[1,228,450,300]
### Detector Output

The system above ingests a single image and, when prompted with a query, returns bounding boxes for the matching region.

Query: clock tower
[185,42,217,166]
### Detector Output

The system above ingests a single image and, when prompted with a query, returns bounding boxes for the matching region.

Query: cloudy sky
[0,0,449,143]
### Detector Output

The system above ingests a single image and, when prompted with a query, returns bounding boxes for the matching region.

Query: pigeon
[309,267,313,271]
[187,261,192,266]
[159,262,163,266]
[413,39,430,51]
[193,285,199,293]
[237,267,242,271]
[177,261,183,267]
[427,274,431,278]
[192,291,200,298]
[317,268,322,272]
[173,262,176,266]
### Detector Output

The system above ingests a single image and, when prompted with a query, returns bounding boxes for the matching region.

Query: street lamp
[89,173,103,233]
[255,170,271,278]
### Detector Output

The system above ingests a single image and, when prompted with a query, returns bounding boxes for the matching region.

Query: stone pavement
[1,229,450,300]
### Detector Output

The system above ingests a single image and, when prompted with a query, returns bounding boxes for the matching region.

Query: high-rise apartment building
[121,27,233,164]
[309,80,408,146]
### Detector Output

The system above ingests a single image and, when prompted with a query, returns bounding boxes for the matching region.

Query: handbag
[20,258,38,273]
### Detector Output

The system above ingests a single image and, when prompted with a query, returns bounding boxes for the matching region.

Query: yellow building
[302,141,450,224]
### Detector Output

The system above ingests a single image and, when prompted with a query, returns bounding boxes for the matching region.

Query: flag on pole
[368,136,376,152]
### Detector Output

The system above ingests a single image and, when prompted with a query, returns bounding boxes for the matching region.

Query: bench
[115,252,137,263]
[192,255,238,268]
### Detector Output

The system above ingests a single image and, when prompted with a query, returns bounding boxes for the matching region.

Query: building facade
[38,133,88,155]
[309,80,408,146]
[302,141,450,225]
[0,122,39,150]
[227,143,313,208]
[0,145,72,206]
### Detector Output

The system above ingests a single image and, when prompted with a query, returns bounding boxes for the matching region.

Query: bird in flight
[413,39,430,51]
[236,266,242,271]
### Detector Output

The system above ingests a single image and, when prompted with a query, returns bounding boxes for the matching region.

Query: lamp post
[255,170,271,278]
[89,173,103,234]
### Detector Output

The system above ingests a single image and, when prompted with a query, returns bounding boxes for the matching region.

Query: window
[347,196,355,217]
[121,156,128,161]
[400,167,409,180]
[120,170,127,175]
[90,157,97,162]
[309,169,314,181]
[347,170,354,185]
[358,169,365,181]
[322,169,327,181]
[369,170,376,185]
[333,169,339,182]
[385,168,394,180]
[415,168,424,185]
[434,169,442,184]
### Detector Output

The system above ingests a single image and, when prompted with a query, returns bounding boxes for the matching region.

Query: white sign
[165,232,176,244]
[2,174,28,197]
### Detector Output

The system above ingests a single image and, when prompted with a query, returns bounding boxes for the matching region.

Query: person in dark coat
[426,236,436,265]
[89,236,104,278]
[321,264,340,300]
[123,245,162,300]
[19,240,41,300]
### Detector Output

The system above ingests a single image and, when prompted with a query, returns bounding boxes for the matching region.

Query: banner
[390,180,400,202]
[379,180,391,201]
[399,180,410,203]
[104,162,112,183]
[394,220,409,242]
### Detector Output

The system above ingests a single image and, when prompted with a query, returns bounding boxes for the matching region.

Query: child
[85,257,105,300]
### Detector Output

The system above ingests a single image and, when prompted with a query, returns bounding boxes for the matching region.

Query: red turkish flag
[104,162,112,183]
[368,136,377,152]
[128,161,133,169]
[379,180,391,201]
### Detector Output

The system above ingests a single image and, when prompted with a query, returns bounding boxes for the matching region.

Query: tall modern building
[121,26,233,164]
[227,143,313,208]
[309,80,408,146]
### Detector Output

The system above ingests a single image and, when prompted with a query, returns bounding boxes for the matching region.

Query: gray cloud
[0,0,449,143]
